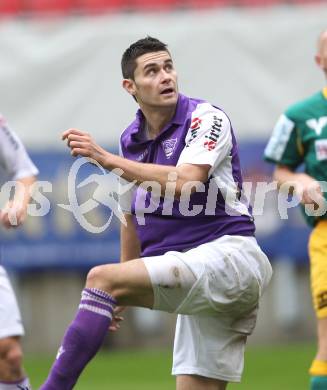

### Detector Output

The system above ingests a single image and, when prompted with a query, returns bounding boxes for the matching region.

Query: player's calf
[40,288,116,390]
[41,260,153,389]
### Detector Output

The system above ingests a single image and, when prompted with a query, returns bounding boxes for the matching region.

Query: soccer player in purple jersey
[41,37,272,390]
[0,115,38,390]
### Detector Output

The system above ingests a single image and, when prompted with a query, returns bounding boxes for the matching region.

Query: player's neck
[141,105,176,139]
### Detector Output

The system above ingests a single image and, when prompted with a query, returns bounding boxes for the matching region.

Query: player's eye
[146,68,156,76]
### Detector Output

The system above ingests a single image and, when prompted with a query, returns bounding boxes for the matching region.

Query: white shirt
[0,114,38,184]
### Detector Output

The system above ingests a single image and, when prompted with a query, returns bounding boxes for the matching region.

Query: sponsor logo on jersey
[306,117,327,136]
[315,139,327,161]
[162,138,178,159]
[204,116,222,151]
[186,117,202,147]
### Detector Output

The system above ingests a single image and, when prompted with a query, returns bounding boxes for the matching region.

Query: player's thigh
[176,375,227,390]
[142,253,197,313]
[86,259,154,308]
[143,236,269,317]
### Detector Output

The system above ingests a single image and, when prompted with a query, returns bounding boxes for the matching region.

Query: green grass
[26,343,315,389]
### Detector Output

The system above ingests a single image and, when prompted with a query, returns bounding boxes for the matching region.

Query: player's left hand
[62,128,109,166]
[0,200,27,228]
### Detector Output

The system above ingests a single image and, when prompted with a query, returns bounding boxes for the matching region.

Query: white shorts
[0,266,24,339]
[142,235,272,382]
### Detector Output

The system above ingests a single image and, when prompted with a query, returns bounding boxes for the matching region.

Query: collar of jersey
[131,93,188,141]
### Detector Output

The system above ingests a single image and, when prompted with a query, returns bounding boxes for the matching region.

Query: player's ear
[122,79,136,97]
[315,54,322,68]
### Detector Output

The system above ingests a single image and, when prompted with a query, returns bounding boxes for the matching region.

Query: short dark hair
[121,36,169,80]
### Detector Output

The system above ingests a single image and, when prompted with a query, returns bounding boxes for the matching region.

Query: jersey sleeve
[177,103,232,176]
[264,114,303,169]
[0,116,39,180]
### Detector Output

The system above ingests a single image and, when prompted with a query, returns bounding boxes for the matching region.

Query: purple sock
[40,288,116,390]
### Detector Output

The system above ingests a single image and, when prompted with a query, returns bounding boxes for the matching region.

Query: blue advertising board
[0,142,311,271]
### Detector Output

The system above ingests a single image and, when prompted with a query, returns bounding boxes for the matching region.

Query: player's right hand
[62,128,109,168]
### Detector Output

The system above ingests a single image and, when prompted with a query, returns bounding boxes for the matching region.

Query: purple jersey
[120,94,255,257]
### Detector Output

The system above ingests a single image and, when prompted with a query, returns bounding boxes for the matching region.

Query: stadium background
[0,0,326,387]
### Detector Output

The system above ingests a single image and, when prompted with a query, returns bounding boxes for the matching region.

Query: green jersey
[264,88,327,227]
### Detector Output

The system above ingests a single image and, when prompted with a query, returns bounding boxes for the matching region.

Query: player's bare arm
[121,214,141,263]
[0,175,36,229]
[274,164,324,206]
[62,128,210,197]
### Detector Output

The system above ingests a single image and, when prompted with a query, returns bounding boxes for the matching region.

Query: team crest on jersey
[162,138,178,159]
[203,116,222,151]
[315,139,327,161]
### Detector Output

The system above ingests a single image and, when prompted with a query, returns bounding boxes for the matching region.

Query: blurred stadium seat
[1,0,325,17]
[287,0,323,4]
[0,0,22,15]
[78,0,128,13]
[129,0,177,11]
[25,0,73,14]
[184,0,234,8]
[237,0,283,6]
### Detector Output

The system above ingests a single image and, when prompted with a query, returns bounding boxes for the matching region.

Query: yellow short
[309,220,327,319]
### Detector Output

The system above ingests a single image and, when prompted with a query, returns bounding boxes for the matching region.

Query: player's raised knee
[86,265,108,288]
[86,264,120,296]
